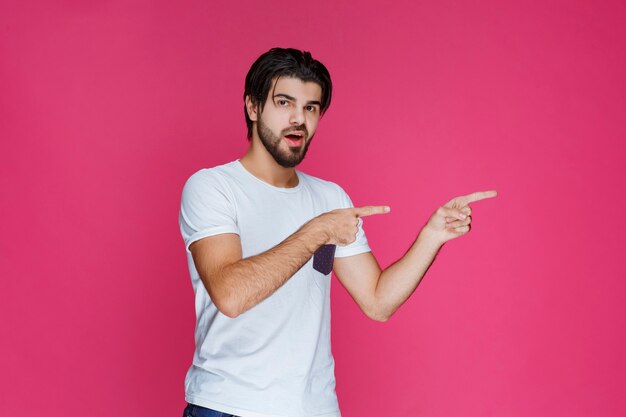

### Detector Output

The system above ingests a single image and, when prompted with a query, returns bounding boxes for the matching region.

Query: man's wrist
[417,226,445,251]
[299,217,330,252]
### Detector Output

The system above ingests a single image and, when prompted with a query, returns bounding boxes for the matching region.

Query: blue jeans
[183,403,239,417]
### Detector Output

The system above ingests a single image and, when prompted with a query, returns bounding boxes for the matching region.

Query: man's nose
[289,107,306,125]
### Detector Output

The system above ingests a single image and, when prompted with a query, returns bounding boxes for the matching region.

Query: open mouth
[284,131,305,146]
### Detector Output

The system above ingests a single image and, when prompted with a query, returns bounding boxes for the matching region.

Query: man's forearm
[373,229,443,320]
[216,221,327,318]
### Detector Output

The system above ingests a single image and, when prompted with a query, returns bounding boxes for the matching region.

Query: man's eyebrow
[273,93,296,101]
[273,93,321,106]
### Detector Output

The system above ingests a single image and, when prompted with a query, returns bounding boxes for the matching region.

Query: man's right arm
[190,206,388,318]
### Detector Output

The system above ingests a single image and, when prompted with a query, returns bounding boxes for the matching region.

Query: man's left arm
[333,190,498,322]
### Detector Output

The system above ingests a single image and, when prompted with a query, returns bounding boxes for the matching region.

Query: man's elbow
[214,299,241,319]
[368,312,390,322]
[200,276,242,319]
[364,305,391,322]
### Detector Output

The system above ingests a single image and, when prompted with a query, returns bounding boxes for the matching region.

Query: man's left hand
[421,190,498,246]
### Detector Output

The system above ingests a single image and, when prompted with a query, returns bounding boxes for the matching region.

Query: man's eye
[306,106,317,112]
[278,100,289,106]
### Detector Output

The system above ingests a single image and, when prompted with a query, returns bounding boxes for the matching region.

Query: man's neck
[239,139,299,188]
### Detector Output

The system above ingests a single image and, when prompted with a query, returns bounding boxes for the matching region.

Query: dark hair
[243,48,332,139]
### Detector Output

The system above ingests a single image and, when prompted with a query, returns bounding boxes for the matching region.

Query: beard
[257,116,313,168]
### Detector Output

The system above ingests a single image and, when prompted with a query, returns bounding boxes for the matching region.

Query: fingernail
[459,213,466,219]
[384,206,391,212]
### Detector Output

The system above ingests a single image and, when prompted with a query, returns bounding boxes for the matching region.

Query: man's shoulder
[188,160,238,178]
[181,161,241,198]
[185,160,239,184]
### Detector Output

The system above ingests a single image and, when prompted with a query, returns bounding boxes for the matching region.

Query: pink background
[1,0,625,416]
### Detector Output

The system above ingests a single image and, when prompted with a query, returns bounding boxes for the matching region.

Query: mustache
[282,126,308,136]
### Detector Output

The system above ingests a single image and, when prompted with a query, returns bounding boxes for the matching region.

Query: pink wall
[1,1,625,416]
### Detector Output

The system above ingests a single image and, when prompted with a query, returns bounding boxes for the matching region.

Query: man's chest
[232,189,337,257]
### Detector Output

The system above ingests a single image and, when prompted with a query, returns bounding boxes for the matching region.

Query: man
[179,47,497,417]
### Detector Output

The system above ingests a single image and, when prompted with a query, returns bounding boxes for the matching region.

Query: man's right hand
[309,206,391,246]
[190,205,388,318]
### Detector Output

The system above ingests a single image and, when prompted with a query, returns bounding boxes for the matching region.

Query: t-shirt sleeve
[179,170,240,253]
[333,185,371,258]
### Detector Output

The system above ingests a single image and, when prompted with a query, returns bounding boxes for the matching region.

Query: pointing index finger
[353,205,391,217]
[461,190,498,205]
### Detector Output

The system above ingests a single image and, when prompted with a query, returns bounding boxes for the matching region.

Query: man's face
[250,77,323,168]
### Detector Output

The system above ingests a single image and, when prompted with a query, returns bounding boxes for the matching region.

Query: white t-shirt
[179,160,370,417]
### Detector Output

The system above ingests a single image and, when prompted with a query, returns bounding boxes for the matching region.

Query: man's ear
[245,96,258,122]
